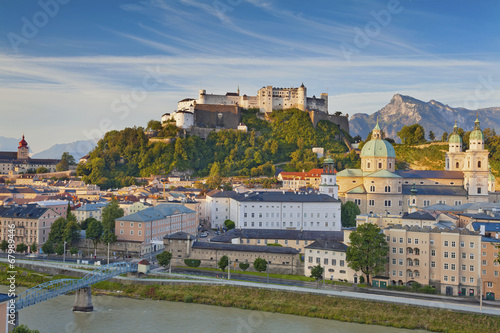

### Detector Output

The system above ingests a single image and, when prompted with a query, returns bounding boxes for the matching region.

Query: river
[3,286,425,333]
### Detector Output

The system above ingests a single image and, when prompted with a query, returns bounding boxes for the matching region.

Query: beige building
[304,240,362,283]
[116,204,197,255]
[336,118,494,215]
[164,232,301,274]
[356,210,458,229]
[0,204,61,248]
[382,225,481,296]
[74,203,108,222]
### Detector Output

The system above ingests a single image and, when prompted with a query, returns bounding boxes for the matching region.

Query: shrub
[184,259,201,267]
[183,294,194,303]
[359,275,365,284]
[266,243,282,247]
[239,263,250,271]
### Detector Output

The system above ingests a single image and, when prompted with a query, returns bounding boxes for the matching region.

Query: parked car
[200,232,209,238]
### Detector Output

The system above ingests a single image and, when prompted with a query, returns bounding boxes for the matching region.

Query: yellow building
[337,118,495,215]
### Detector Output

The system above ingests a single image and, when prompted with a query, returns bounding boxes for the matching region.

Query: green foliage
[70,246,79,255]
[86,219,104,253]
[428,131,435,141]
[218,255,229,271]
[239,262,250,271]
[63,220,81,245]
[36,167,48,173]
[101,229,118,244]
[48,217,67,244]
[147,119,162,131]
[224,219,235,230]
[16,242,28,253]
[55,243,64,255]
[156,251,173,268]
[0,240,8,252]
[79,109,350,188]
[266,243,282,247]
[441,131,448,142]
[359,275,365,284]
[394,143,447,170]
[253,257,267,272]
[346,223,389,285]
[341,201,360,227]
[397,124,426,145]
[80,217,97,230]
[310,264,324,280]
[41,241,54,255]
[56,152,75,171]
[30,242,37,253]
[184,259,201,267]
[12,324,41,333]
[102,199,124,232]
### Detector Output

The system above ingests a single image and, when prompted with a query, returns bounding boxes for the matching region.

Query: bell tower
[17,135,29,160]
[319,153,338,199]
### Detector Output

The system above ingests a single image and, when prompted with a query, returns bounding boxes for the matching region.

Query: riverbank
[2,263,499,332]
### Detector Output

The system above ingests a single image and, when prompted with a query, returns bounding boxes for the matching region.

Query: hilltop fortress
[162,84,349,138]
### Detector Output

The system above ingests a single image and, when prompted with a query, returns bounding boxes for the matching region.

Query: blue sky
[1,0,499,154]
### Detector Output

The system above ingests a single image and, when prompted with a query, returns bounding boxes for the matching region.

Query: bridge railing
[15,262,137,310]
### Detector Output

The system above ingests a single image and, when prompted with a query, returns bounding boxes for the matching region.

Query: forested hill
[77,109,355,188]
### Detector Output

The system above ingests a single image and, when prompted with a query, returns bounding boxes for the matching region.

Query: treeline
[78,108,353,189]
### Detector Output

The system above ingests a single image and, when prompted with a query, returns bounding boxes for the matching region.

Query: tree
[55,243,65,255]
[397,124,426,145]
[36,167,48,174]
[56,152,76,172]
[30,242,37,253]
[206,162,222,190]
[441,131,448,142]
[41,241,54,255]
[341,201,360,228]
[147,119,162,131]
[63,220,81,245]
[156,251,173,269]
[346,223,389,285]
[86,219,104,255]
[16,243,28,253]
[218,255,229,271]
[429,131,435,141]
[70,247,79,255]
[102,200,124,232]
[48,217,68,244]
[253,257,267,272]
[224,219,235,230]
[0,240,8,252]
[80,217,97,231]
[239,262,250,271]
[310,264,324,280]
[12,324,41,333]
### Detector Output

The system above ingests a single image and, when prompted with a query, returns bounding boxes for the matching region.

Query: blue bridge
[15,262,137,311]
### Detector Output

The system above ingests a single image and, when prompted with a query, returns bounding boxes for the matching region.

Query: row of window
[308,257,345,266]
[243,212,335,218]
[243,221,333,228]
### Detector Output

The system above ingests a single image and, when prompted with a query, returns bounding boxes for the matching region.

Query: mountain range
[349,94,500,141]
[0,136,95,160]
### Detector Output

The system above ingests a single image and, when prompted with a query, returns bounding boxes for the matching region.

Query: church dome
[470,115,484,141]
[448,133,462,144]
[360,139,396,158]
[18,135,28,148]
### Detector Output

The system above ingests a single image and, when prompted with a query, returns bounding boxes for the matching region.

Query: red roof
[18,135,28,148]
[305,169,323,177]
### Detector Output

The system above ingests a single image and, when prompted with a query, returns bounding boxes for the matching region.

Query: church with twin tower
[335,116,495,215]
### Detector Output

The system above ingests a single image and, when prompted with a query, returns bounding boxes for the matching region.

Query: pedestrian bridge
[15,262,137,311]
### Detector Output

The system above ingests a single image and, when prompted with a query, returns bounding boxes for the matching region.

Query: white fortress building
[162,84,331,130]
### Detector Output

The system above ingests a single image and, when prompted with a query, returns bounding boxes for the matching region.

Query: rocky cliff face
[350,94,500,141]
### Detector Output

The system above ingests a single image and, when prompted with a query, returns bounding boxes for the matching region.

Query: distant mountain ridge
[32,140,96,160]
[349,94,500,141]
[0,136,25,152]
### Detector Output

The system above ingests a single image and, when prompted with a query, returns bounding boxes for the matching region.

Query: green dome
[470,129,484,141]
[360,139,396,158]
[448,133,462,144]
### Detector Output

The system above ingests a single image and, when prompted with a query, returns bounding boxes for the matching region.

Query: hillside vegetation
[77,108,353,188]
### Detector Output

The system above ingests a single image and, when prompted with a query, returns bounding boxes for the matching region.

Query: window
[392,259,397,265]
[451,276,455,282]
[308,257,313,263]
[384,186,391,193]
[369,200,375,206]
[470,242,474,248]
[444,252,449,258]
[462,276,466,283]
[324,258,328,265]
[316,258,320,264]
[392,237,396,242]
[354,199,361,205]
[120,222,124,227]
[444,241,449,247]
[443,275,448,282]
[120,229,124,234]
[470,265,474,272]
[399,259,403,265]
[399,238,403,243]
[138,230,142,236]
[451,252,456,259]
[431,261,436,268]
[130,230,134,235]
[487,282,493,288]
[470,253,474,260]
[370,185,375,192]
[423,200,430,207]
[407,238,412,244]
[332,259,336,265]
[444,263,449,270]
[460,241,465,248]
[482,260,487,266]
[461,264,466,271]
[451,264,456,270]
[384,200,392,207]
[430,239,434,245]
[477,187,482,194]
[462,253,466,259]
[414,239,419,245]
[392,247,396,253]
[431,250,436,256]
[469,277,474,284]
[340,260,344,267]
[399,248,404,254]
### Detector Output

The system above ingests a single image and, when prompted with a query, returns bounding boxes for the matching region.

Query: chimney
[480,224,486,236]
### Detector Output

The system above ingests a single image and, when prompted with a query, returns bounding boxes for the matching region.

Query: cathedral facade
[336,117,495,215]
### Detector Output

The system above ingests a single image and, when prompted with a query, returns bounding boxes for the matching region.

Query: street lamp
[63,241,67,264]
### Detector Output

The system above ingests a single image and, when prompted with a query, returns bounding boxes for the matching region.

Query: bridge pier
[73,287,93,312]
